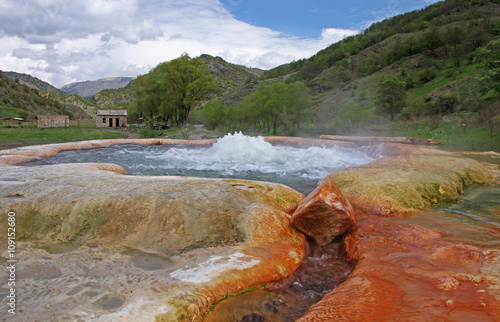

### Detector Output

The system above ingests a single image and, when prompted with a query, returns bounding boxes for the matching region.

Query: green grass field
[0,126,128,149]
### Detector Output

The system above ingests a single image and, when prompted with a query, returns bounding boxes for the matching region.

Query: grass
[0,125,128,149]
[0,104,24,118]
[369,120,500,152]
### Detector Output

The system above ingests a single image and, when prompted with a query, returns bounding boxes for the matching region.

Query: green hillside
[92,79,137,109]
[189,0,500,151]
[0,71,96,121]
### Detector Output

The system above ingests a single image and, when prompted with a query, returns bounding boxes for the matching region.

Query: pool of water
[384,186,500,248]
[25,133,378,194]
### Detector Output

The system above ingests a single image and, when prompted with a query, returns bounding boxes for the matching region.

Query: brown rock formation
[330,148,499,216]
[291,178,356,246]
[299,148,500,321]
[0,161,306,321]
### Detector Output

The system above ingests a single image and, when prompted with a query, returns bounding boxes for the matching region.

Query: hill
[92,55,264,110]
[206,0,499,150]
[91,80,137,109]
[61,77,134,99]
[4,71,66,96]
[0,70,94,121]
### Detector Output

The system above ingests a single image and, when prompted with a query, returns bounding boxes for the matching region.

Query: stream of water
[205,238,354,322]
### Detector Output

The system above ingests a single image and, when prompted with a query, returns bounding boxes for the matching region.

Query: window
[102,118,106,123]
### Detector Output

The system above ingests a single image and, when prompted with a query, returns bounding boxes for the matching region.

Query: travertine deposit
[0,138,499,321]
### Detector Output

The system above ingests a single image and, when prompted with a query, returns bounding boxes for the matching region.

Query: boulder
[291,177,356,246]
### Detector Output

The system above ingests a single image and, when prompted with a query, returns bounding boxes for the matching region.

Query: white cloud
[0,0,359,87]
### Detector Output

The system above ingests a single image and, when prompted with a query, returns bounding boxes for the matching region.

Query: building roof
[96,109,128,116]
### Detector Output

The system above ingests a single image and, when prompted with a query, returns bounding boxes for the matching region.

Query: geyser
[26,132,377,194]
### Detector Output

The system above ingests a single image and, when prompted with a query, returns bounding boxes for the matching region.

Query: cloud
[0,0,359,87]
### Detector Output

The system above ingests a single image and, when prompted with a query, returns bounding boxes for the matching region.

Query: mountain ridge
[61,77,134,98]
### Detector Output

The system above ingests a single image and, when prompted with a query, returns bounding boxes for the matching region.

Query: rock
[298,149,500,322]
[291,178,356,246]
[0,161,306,321]
[329,148,499,216]
[320,134,440,146]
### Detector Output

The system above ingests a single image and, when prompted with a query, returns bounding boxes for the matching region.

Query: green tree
[418,67,438,83]
[282,82,313,130]
[474,39,500,95]
[133,54,219,125]
[361,52,382,75]
[432,92,459,115]
[18,110,29,120]
[401,35,420,57]
[199,100,232,130]
[421,27,444,55]
[131,73,160,119]
[237,81,312,135]
[445,25,467,48]
[376,77,407,121]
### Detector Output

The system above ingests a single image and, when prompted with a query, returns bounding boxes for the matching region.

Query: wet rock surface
[0,157,306,321]
[299,149,500,321]
[330,147,499,216]
[205,238,354,321]
[291,178,356,246]
[0,139,499,321]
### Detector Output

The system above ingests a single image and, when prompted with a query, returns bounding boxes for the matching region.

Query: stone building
[96,110,127,128]
[38,115,69,128]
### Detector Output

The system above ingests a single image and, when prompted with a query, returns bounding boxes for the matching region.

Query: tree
[199,100,232,130]
[432,92,459,115]
[418,67,437,84]
[421,27,444,55]
[282,82,313,130]
[133,54,219,125]
[237,81,313,135]
[474,39,500,95]
[377,77,407,121]
[361,52,382,75]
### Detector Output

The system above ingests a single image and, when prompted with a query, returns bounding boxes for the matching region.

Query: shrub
[418,67,437,83]
[432,92,459,115]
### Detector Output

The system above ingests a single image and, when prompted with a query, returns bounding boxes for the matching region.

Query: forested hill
[188,0,499,151]
[265,0,500,83]
[92,54,264,109]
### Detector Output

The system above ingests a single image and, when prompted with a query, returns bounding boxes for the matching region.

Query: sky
[0,0,440,88]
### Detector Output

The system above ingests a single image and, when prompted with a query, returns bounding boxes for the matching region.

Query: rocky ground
[0,138,499,321]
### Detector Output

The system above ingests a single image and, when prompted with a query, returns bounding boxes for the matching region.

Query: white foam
[169,252,260,283]
[147,132,375,179]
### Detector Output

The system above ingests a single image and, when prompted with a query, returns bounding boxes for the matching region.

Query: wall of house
[38,115,69,128]
[96,115,127,128]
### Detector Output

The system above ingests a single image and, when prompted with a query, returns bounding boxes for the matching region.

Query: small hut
[96,110,127,128]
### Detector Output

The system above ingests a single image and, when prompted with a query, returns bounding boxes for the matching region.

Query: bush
[418,67,437,83]
[432,92,459,115]
[139,127,158,138]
